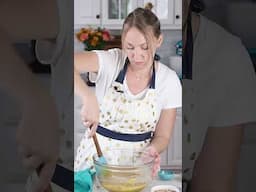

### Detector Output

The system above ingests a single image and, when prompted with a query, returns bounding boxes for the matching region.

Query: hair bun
[144,2,154,11]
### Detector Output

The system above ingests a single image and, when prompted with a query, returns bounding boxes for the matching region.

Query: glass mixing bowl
[93,148,153,192]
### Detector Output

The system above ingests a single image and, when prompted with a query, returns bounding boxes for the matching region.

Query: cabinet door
[160,108,182,168]
[168,109,182,166]
[74,0,101,27]
[139,0,177,29]
[174,0,182,25]
[102,0,138,28]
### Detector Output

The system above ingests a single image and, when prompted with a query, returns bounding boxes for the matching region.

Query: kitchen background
[74,0,183,170]
[74,0,182,66]
[0,1,183,190]
[1,0,256,190]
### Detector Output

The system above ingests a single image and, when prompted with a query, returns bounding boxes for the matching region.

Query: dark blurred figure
[182,0,256,191]
[0,0,73,191]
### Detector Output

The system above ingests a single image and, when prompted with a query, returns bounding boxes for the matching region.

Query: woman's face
[123,27,161,70]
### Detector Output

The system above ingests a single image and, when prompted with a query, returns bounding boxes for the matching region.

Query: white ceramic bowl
[151,184,180,192]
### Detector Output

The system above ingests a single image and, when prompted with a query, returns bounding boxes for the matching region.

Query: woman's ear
[156,34,163,48]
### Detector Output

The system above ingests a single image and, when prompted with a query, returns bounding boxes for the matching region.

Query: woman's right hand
[141,145,161,177]
[81,90,100,137]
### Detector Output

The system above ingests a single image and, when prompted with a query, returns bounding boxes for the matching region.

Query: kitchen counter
[3,173,181,192]
[93,173,182,192]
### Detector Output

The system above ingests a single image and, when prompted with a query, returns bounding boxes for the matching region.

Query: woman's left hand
[141,145,161,177]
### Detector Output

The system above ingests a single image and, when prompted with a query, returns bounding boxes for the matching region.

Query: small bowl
[151,185,180,192]
[158,169,174,181]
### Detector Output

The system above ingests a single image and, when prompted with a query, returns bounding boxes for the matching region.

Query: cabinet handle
[96,14,100,19]
[176,15,180,19]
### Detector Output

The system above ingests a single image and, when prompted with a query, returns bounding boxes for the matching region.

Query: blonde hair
[122,6,161,59]
[144,2,154,10]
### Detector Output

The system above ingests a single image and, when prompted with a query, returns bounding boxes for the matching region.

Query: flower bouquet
[76,27,112,86]
[76,27,111,51]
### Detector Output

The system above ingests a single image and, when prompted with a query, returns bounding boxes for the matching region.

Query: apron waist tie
[51,164,74,191]
[96,125,153,142]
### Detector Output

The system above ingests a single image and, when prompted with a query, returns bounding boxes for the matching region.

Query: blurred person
[0,0,73,191]
[182,0,256,191]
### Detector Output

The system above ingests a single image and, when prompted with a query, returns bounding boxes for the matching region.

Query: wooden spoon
[92,133,107,164]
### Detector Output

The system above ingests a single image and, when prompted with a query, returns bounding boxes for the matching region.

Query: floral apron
[74,58,159,171]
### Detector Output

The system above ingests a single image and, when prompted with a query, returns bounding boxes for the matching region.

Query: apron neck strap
[115,58,156,89]
[115,57,129,84]
[149,62,155,89]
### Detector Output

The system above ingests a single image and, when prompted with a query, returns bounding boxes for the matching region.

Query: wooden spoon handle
[92,134,103,157]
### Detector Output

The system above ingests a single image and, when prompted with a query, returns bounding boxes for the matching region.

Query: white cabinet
[174,0,182,25]
[74,0,182,30]
[74,0,101,28]
[160,108,182,168]
[137,0,182,29]
[102,0,138,29]
[138,0,175,29]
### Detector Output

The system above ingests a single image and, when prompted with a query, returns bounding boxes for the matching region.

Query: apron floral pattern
[74,59,159,172]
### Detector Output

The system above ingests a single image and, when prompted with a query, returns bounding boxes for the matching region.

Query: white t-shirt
[183,14,256,179]
[192,15,256,127]
[93,48,182,115]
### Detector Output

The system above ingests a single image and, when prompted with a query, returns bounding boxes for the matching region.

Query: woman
[0,0,64,191]
[74,7,182,189]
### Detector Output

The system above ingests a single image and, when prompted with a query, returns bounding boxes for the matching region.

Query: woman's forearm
[150,109,177,153]
[150,136,170,154]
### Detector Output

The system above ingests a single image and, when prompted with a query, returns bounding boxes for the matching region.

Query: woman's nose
[133,50,143,60]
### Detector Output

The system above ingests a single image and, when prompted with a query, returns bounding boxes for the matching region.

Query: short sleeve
[93,48,125,85]
[209,40,256,127]
[160,69,182,109]
[92,48,125,101]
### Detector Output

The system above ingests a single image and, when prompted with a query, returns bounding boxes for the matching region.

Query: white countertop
[2,173,182,192]
[93,173,182,192]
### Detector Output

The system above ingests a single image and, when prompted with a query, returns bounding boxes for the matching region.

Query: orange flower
[96,32,102,37]
[90,30,96,35]
[79,33,89,41]
[91,36,99,46]
[93,36,99,41]
[102,32,110,41]
[81,28,90,33]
